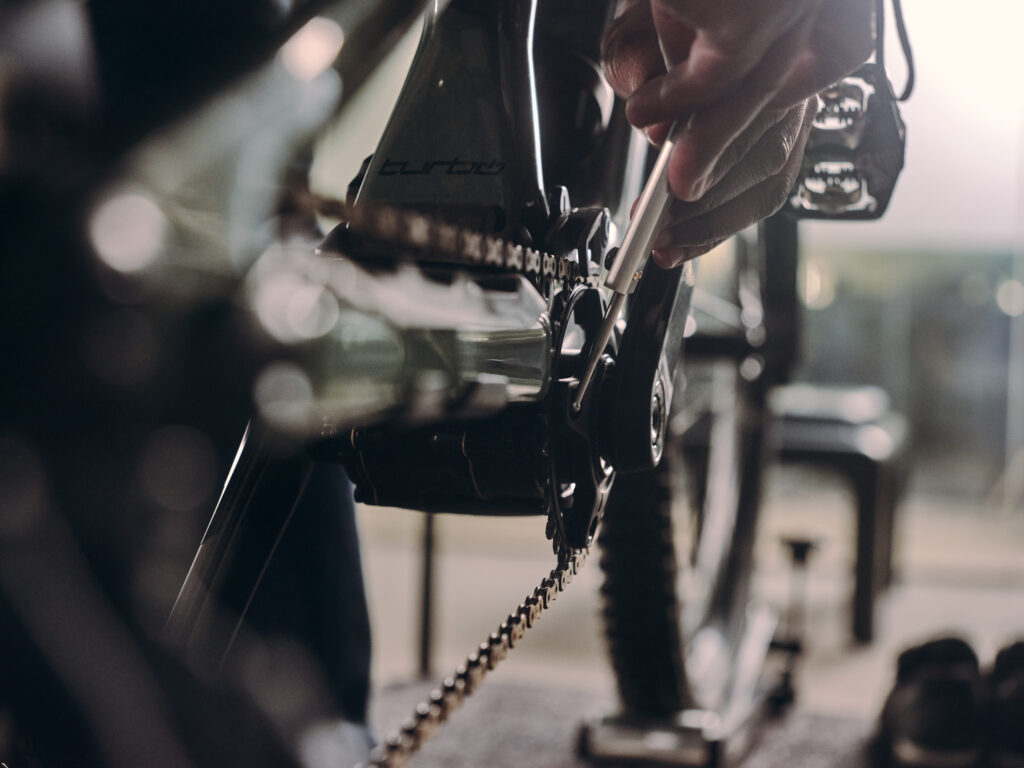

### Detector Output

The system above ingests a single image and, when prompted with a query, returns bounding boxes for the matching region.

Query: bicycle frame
[166,0,659,660]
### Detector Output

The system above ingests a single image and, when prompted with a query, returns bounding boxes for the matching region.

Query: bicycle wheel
[597,245,773,721]
[598,460,691,717]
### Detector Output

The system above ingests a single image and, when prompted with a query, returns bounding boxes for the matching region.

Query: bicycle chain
[311,195,593,289]
[356,547,589,768]
[308,196,602,767]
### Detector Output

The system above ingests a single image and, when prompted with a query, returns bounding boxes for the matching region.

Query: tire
[598,359,770,719]
[597,461,691,717]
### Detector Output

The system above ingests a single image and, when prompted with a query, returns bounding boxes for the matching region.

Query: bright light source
[800,259,836,310]
[249,248,340,343]
[89,192,168,273]
[285,283,340,340]
[254,361,314,430]
[857,424,895,461]
[683,314,697,338]
[281,17,344,81]
[996,278,1024,317]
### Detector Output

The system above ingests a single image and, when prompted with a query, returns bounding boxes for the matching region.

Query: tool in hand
[572,121,680,412]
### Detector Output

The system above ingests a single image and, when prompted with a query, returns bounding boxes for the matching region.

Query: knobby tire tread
[598,464,689,717]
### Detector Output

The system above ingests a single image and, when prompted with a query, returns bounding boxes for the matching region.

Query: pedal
[581,605,781,767]
[579,711,723,768]
[788,63,907,220]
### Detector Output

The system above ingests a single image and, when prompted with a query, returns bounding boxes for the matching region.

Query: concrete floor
[356,465,1024,732]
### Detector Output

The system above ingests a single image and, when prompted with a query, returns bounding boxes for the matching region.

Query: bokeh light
[280,17,345,81]
[254,361,314,429]
[88,192,168,273]
[996,278,1024,317]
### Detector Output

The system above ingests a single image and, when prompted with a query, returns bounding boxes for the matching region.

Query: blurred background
[800,0,1024,505]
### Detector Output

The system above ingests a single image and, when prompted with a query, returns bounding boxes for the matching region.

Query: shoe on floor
[988,640,1024,768]
[874,637,984,768]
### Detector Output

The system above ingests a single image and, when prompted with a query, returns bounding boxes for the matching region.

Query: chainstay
[310,195,592,287]
[357,547,590,768]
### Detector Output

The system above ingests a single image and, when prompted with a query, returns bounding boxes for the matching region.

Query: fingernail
[652,248,679,269]
[653,230,672,250]
[682,176,707,202]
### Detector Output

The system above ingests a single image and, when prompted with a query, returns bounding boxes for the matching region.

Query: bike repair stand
[579,216,812,767]
[579,537,816,767]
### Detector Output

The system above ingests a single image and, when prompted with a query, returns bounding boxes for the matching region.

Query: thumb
[602,1,667,98]
[650,2,696,68]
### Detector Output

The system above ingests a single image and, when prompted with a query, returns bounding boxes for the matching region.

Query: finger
[662,18,814,200]
[772,47,872,110]
[667,101,809,223]
[653,109,814,266]
[650,0,805,85]
[624,38,742,128]
[649,110,789,222]
[652,0,817,50]
[649,1,697,68]
[626,14,812,130]
[652,237,726,268]
[601,1,666,99]
[772,0,874,108]
[645,121,673,146]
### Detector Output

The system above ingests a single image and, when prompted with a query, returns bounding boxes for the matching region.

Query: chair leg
[852,460,880,644]
[876,465,896,589]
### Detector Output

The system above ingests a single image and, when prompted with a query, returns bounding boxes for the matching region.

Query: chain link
[356,548,589,768]
[310,195,590,287]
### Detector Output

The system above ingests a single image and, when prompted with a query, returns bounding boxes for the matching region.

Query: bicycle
[168,4,689,763]
[0,1,910,765]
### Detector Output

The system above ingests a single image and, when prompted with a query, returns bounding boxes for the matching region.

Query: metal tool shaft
[572,124,679,411]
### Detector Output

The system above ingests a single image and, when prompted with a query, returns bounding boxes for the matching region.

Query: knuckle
[760,178,793,219]
[717,140,741,173]
[761,137,791,178]
[679,217,719,246]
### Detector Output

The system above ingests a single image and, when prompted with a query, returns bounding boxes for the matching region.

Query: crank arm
[600,261,697,473]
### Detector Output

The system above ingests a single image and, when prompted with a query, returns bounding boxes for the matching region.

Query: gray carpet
[371,681,877,767]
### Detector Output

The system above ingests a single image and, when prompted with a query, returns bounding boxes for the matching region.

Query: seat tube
[356,0,549,239]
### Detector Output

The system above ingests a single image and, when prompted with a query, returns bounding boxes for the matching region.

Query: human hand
[602,0,873,265]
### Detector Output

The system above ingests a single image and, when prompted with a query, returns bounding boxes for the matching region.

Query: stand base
[580,605,798,768]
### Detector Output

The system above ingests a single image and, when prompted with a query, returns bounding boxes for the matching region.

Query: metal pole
[417,512,436,678]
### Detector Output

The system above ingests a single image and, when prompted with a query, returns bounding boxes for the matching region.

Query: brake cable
[875,0,915,102]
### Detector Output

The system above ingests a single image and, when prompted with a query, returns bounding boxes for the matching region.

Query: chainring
[545,283,615,550]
